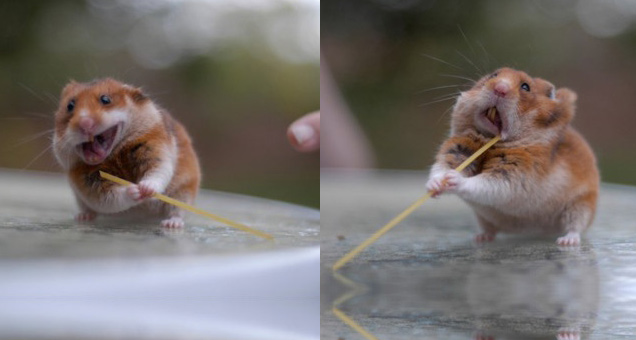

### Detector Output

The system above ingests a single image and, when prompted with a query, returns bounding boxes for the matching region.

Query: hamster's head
[53,78,153,168]
[450,67,577,142]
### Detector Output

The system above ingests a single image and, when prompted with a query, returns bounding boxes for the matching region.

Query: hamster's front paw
[442,170,466,194]
[426,175,446,197]
[127,181,159,201]
[126,185,142,201]
[137,181,158,199]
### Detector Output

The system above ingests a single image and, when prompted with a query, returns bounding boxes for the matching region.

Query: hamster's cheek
[455,94,481,116]
[459,90,481,105]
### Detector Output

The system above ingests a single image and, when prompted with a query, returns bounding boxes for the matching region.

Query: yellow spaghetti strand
[99,171,274,240]
[333,271,368,308]
[332,307,380,340]
[332,134,501,271]
[332,271,376,339]
[455,134,501,173]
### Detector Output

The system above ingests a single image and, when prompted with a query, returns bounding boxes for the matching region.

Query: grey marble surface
[0,168,319,259]
[0,168,320,340]
[321,169,636,340]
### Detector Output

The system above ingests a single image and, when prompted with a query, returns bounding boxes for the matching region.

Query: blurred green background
[322,0,636,185]
[0,0,319,207]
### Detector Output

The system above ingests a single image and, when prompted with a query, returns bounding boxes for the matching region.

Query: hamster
[53,78,201,228]
[425,67,599,246]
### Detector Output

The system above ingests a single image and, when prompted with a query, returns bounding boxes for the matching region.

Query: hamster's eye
[489,72,498,79]
[100,95,111,105]
[67,99,75,113]
[521,83,531,92]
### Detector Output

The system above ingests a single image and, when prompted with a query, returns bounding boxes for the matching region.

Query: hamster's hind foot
[557,327,580,340]
[75,211,96,222]
[473,332,495,340]
[161,216,184,228]
[557,231,581,246]
[474,232,496,243]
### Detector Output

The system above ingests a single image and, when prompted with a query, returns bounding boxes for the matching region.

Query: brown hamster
[53,78,201,228]
[425,67,599,246]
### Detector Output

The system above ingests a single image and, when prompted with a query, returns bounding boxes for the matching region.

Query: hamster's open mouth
[76,123,121,165]
[481,107,503,134]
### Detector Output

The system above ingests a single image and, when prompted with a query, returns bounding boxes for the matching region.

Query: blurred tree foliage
[323,0,636,186]
[0,0,319,207]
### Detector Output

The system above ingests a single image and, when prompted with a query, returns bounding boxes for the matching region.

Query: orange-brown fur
[53,78,200,226]
[426,68,599,245]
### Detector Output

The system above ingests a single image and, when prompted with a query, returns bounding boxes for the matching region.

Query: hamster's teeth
[487,107,496,121]
[88,135,94,143]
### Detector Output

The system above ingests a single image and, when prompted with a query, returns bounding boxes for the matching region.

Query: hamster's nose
[493,82,510,97]
[78,117,96,135]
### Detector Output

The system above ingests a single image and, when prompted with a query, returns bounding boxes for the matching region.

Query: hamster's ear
[61,80,79,98]
[125,85,148,103]
[535,78,556,100]
[536,87,576,128]
[556,88,577,106]
[554,87,576,125]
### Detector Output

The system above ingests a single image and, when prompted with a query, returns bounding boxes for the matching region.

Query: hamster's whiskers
[21,143,53,171]
[416,84,461,95]
[419,93,460,108]
[439,73,477,84]
[9,128,55,149]
[420,53,466,72]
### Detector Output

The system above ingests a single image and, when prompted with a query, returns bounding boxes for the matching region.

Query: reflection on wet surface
[321,170,636,340]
